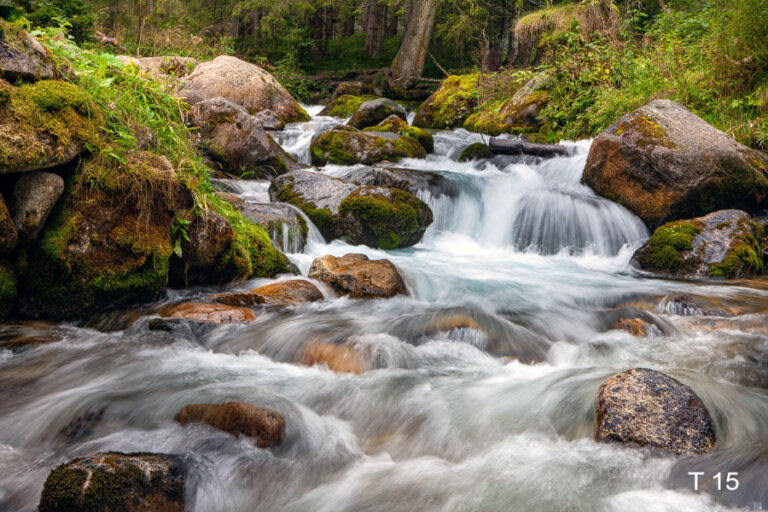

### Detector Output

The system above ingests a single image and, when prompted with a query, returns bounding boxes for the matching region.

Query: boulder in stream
[363,114,434,153]
[301,342,364,374]
[39,452,186,512]
[236,202,308,253]
[413,73,480,129]
[582,100,768,228]
[179,55,309,123]
[459,142,493,162]
[348,98,407,129]
[190,97,299,178]
[161,302,257,324]
[633,209,764,279]
[215,279,322,307]
[175,401,285,448]
[333,165,454,198]
[271,170,433,249]
[310,128,426,167]
[594,368,717,455]
[308,253,407,298]
[319,94,379,118]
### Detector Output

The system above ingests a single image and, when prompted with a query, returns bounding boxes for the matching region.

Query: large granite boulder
[0,79,100,174]
[39,452,186,512]
[189,97,299,178]
[179,55,309,123]
[594,368,717,455]
[348,98,407,129]
[308,253,407,298]
[175,401,285,448]
[0,20,57,82]
[633,209,764,278]
[310,128,426,167]
[11,171,64,243]
[582,100,768,229]
[270,170,433,249]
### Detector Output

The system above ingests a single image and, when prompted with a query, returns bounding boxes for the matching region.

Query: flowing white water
[0,108,767,512]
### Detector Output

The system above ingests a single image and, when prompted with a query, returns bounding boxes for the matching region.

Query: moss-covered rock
[584,100,768,228]
[270,170,433,249]
[0,19,57,82]
[633,209,764,279]
[463,74,550,137]
[459,142,493,162]
[309,128,426,166]
[38,452,185,512]
[348,98,407,129]
[319,94,379,118]
[412,73,480,129]
[0,78,100,173]
[363,114,434,153]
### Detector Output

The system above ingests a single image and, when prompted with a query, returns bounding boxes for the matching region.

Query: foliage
[16,0,96,43]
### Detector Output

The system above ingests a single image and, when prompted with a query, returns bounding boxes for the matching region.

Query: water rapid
[1,108,767,512]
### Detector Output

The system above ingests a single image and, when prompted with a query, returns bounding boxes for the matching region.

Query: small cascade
[272,105,340,164]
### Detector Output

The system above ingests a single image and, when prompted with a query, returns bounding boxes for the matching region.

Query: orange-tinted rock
[216,279,322,307]
[301,343,364,374]
[162,302,256,323]
[308,253,407,298]
[614,318,648,337]
[175,401,285,448]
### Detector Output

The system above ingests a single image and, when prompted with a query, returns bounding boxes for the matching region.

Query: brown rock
[169,211,241,286]
[0,192,18,255]
[162,302,256,324]
[583,100,768,228]
[39,452,185,512]
[12,171,65,243]
[216,279,322,307]
[301,343,364,374]
[614,318,648,337]
[308,254,407,298]
[594,368,717,455]
[179,55,309,123]
[175,401,285,447]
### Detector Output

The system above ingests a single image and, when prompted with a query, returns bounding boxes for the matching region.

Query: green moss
[311,129,425,166]
[459,142,493,162]
[339,188,431,249]
[322,94,379,118]
[310,130,362,165]
[637,220,704,271]
[413,73,480,129]
[617,114,678,149]
[276,183,333,231]
[709,219,764,278]
[27,80,88,113]
[363,116,434,153]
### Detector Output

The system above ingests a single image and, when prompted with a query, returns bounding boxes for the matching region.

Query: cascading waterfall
[1,107,766,512]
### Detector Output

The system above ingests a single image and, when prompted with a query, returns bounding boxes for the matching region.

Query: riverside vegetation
[1,1,768,511]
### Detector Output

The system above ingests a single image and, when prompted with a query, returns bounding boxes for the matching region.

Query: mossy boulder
[319,94,379,118]
[412,73,480,129]
[236,202,309,253]
[179,55,309,124]
[633,209,764,279]
[12,171,65,244]
[348,98,407,129]
[310,128,426,166]
[583,100,768,229]
[38,452,186,512]
[0,19,57,82]
[17,153,182,319]
[463,74,550,136]
[459,142,493,162]
[0,78,100,174]
[270,170,433,249]
[332,81,377,100]
[190,97,299,179]
[363,114,434,153]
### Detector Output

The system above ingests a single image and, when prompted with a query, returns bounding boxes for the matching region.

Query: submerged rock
[583,100,768,228]
[12,171,65,244]
[271,170,432,249]
[319,94,379,118]
[179,55,309,123]
[594,368,716,455]
[175,401,285,448]
[0,20,57,82]
[301,342,364,374]
[363,114,434,153]
[162,302,257,324]
[310,128,426,166]
[236,202,308,253]
[0,79,100,174]
[39,452,186,512]
[190,97,298,178]
[308,253,407,298]
[633,210,764,279]
[215,279,322,307]
[348,98,407,129]
[459,142,494,162]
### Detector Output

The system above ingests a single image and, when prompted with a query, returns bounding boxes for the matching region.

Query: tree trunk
[342,11,356,36]
[391,0,437,87]
[386,12,398,38]
[364,1,385,57]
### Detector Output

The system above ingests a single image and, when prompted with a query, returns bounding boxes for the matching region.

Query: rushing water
[1,107,767,512]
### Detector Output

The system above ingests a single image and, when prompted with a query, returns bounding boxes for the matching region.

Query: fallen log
[489,137,574,158]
